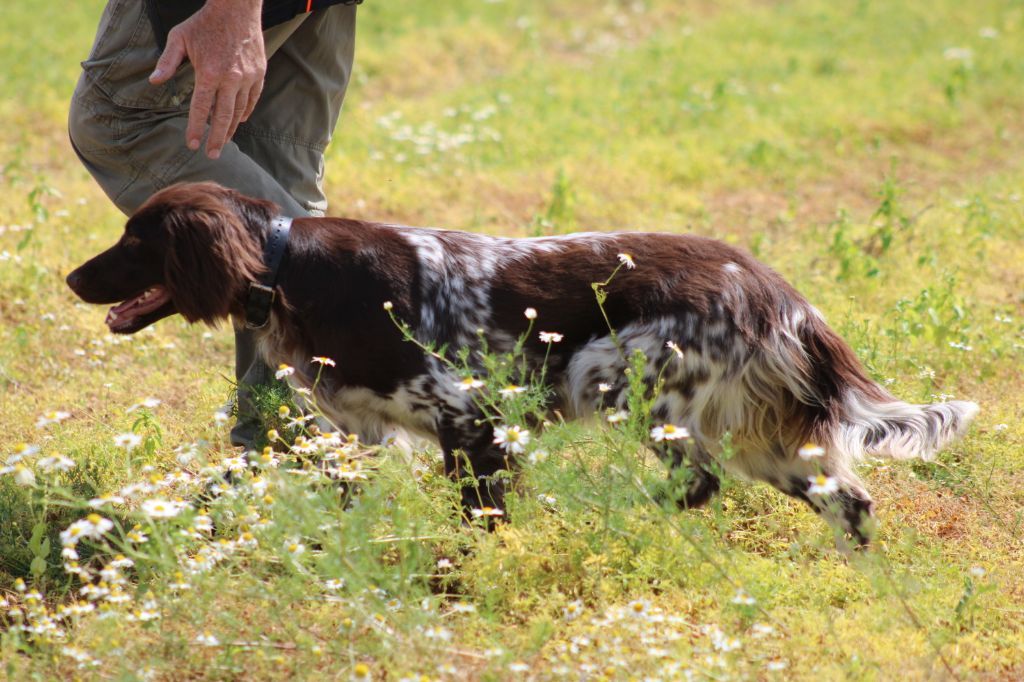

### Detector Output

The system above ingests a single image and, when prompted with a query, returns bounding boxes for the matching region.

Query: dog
[66,182,978,544]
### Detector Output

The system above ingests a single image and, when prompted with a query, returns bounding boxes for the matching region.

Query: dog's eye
[121,235,143,249]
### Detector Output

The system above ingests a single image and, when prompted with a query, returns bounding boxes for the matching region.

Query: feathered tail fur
[802,316,979,462]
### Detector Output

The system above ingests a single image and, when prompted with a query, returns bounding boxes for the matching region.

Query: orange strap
[305,0,313,12]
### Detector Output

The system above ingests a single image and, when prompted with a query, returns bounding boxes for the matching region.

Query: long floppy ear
[161,191,266,325]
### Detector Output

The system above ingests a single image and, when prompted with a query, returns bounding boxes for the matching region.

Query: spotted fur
[67,183,979,544]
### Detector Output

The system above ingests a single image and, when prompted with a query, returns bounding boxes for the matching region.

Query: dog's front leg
[437,415,510,525]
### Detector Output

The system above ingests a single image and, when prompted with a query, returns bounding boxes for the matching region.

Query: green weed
[2,0,1023,678]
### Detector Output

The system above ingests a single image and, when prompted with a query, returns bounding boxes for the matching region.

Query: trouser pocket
[79,0,192,110]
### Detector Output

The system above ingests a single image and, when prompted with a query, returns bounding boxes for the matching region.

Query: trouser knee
[68,88,134,215]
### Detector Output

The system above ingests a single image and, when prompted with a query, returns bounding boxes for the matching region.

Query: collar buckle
[244,283,277,330]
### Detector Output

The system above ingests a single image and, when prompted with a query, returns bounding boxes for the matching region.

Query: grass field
[2,0,1024,679]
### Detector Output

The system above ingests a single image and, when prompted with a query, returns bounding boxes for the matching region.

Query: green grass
[2,0,1024,679]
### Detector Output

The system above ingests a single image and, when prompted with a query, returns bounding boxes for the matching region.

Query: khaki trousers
[69,0,357,447]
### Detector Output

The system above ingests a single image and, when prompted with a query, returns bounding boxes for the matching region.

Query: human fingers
[204,83,242,159]
[241,78,263,123]
[224,88,250,148]
[149,30,186,84]
[186,82,217,152]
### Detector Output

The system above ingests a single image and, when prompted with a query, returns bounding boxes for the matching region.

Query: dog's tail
[796,314,978,462]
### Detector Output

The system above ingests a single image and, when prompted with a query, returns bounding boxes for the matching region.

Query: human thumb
[149,31,186,84]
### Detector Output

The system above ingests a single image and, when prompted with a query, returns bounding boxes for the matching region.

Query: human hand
[149,0,266,159]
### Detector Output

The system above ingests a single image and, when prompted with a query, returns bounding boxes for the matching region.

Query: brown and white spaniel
[66,182,978,543]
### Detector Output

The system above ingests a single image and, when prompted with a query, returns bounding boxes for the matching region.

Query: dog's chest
[319,380,442,440]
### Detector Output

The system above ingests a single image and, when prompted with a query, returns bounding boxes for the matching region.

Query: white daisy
[798,443,825,459]
[492,424,530,454]
[126,397,161,413]
[36,410,71,428]
[141,499,185,519]
[87,494,125,509]
[470,507,505,519]
[807,474,839,496]
[13,465,35,487]
[606,410,629,424]
[731,588,756,605]
[8,443,40,461]
[37,454,76,472]
[562,600,583,622]
[455,376,485,391]
[195,632,220,647]
[650,424,690,441]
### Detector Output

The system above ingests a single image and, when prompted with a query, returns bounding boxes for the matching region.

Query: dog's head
[66,182,275,333]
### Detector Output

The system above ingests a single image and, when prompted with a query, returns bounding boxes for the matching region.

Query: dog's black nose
[66,270,82,292]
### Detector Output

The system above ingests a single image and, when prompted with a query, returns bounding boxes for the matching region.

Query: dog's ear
[160,191,266,325]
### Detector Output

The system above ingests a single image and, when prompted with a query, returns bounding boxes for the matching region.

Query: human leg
[68,0,357,447]
[227,5,357,445]
[68,0,317,216]
[233,4,357,216]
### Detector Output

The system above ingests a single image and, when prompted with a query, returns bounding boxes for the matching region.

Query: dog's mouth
[105,286,174,333]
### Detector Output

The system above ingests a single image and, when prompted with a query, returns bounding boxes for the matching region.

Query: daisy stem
[591,262,625,358]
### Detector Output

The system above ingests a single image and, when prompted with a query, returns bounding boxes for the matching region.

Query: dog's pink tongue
[105,305,128,327]
[105,286,170,328]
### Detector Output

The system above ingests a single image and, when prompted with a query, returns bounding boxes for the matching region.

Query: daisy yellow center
[664,425,677,434]
[814,475,828,486]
